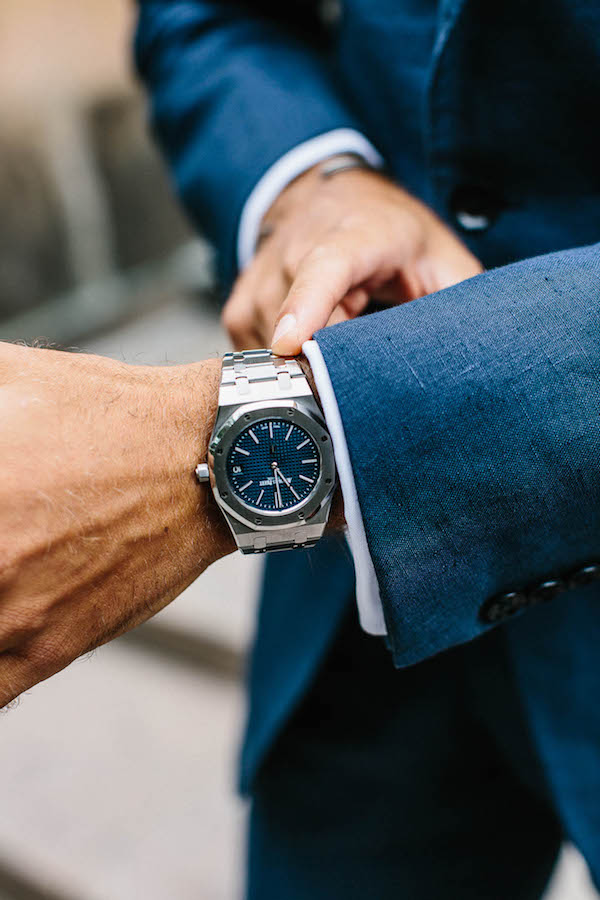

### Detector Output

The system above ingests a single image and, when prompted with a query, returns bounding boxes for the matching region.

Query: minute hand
[275,468,300,501]
[273,467,283,508]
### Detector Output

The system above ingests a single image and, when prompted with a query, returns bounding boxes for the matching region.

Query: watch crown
[195,463,210,483]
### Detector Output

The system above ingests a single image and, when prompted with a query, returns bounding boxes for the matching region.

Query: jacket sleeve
[134,1,368,287]
[314,242,600,667]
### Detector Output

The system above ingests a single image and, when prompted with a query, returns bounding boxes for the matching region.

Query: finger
[253,270,292,347]
[325,306,351,328]
[341,287,370,317]
[433,255,483,290]
[425,240,484,292]
[223,238,294,350]
[271,239,385,355]
[222,272,261,350]
[321,288,369,329]
[222,254,276,349]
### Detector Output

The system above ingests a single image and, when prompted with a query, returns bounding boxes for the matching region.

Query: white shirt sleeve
[303,340,387,636]
[237,128,384,270]
[236,129,387,636]
[302,341,387,635]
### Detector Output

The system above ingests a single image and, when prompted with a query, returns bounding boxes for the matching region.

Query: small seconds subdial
[226,418,320,511]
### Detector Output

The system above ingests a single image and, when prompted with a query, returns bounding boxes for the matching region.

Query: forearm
[0,346,234,707]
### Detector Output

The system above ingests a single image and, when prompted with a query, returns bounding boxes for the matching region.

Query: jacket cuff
[315,243,600,667]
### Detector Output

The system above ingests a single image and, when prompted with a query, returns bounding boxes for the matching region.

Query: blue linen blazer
[136,0,600,866]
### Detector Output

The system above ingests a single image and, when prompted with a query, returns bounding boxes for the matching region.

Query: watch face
[226,417,320,512]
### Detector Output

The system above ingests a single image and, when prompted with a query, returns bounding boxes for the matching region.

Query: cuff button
[529,579,565,605]
[479,591,526,624]
[569,564,600,587]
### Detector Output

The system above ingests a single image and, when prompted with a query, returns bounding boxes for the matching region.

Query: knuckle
[308,242,347,268]
[307,243,333,264]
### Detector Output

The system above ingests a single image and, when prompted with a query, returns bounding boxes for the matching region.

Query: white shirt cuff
[237,129,384,270]
[303,339,387,636]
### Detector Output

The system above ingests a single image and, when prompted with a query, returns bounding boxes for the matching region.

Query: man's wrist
[260,160,386,244]
[238,131,384,268]
[165,358,237,565]
[259,163,323,234]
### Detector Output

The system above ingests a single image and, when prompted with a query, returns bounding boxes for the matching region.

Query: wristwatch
[195,349,336,554]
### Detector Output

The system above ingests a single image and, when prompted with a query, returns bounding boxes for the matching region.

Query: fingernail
[271,314,297,349]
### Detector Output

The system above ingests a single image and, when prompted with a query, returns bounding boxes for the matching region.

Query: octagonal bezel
[209,400,336,530]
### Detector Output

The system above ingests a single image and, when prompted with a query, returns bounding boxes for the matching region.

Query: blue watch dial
[226,418,320,511]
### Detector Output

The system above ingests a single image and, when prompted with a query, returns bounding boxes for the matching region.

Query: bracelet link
[220,349,311,406]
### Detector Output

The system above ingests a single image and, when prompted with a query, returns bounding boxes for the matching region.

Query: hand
[0,342,235,709]
[222,165,483,355]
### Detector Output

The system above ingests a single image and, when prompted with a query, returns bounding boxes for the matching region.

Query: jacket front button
[569,563,600,587]
[479,591,526,624]
[529,579,564,605]
[449,184,501,232]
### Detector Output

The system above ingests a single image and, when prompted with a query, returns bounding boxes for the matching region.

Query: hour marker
[296,438,309,450]
[285,425,293,441]
[249,429,259,444]
[256,489,265,505]
[299,474,314,484]
[302,459,317,464]
[240,480,253,491]
[269,421,274,439]
[235,446,250,456]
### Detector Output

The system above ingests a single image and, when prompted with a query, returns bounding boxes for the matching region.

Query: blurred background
[0,2,596,898]
[0,2,259,898]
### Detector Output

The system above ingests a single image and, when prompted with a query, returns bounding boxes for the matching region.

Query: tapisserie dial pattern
[226,418,320,511]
